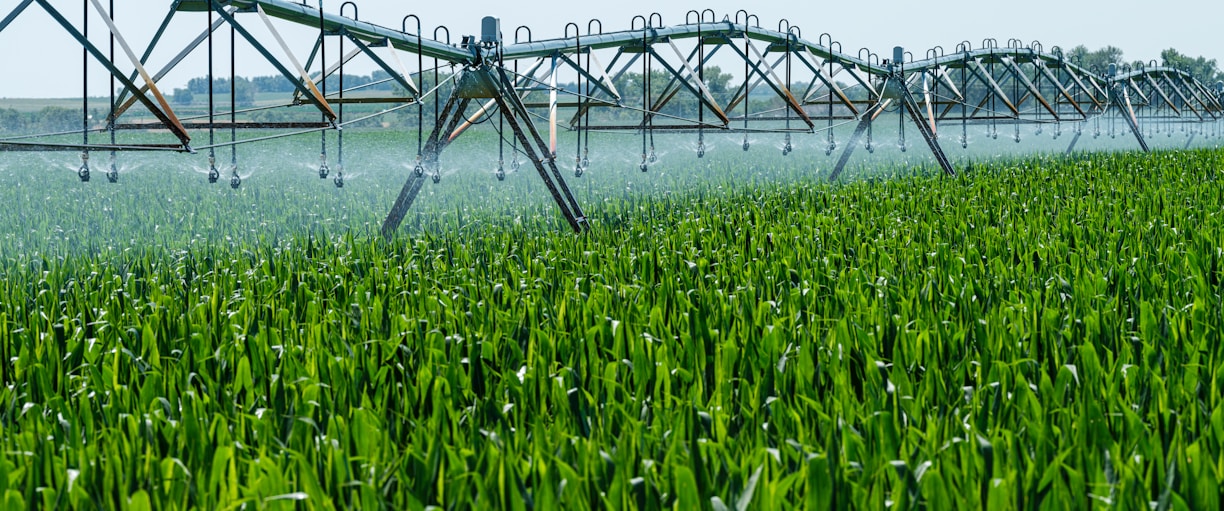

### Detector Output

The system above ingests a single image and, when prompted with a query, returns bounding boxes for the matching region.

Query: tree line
[0,106,108,135]
[1068,46,1223,83]
[4,48,1219,134]
[171,72,404,106]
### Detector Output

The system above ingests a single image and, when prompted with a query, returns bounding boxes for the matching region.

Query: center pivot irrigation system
[2,1,1223,236]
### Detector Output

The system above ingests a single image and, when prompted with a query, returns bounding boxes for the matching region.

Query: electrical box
[482,17,501,45]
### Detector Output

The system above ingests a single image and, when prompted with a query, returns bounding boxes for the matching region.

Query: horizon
[0,0,1221,99]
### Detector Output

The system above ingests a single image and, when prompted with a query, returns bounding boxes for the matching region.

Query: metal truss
[1,0,1222,231]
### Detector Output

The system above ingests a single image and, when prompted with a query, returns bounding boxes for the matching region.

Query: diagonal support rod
[380,92,464,237]
[1111,84,1150,152]
[829,100,888,180]
[898,84,956,176]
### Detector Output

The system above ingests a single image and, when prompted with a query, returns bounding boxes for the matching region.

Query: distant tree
[1159,48,1222,83]
[36,106,80,132]
[233,77,255,107]
[1067,45,1126,74]
[0,108,22,133]
[251,75,295,94]
[172,88,194,105]
[186,76,210,94]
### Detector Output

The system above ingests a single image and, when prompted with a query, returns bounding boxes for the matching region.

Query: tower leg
[494,67,587,232]
[1064,130,1082,155]
[899,87,956,176]
[829,102,885,181]
[1112,88,1150,152]
[381,93,467,237]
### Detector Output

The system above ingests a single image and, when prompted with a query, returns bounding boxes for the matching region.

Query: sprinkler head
[510,158,521,172]
[207,156,219,183]
[107,163,119,183]
[648,149,657,163]
[230,173,241,189]
[77,152,90,182]
[1014,135,1021,143]
[696,141,705,159]
[575,157,584,177]
[742,139,750,151]
[333,173,344,188]
[413,161,424,177]
[431,172,441,184]
[639,162,648,172]
[319,162,330,179]
[866,142,875,154]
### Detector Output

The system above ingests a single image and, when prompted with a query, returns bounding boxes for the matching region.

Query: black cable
[318,0,327,172]
[230,22,237,167]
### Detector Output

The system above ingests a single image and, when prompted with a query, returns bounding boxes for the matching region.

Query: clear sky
[1,0,1221,98]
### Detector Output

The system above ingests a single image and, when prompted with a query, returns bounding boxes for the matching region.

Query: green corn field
[2,134,1224,509]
